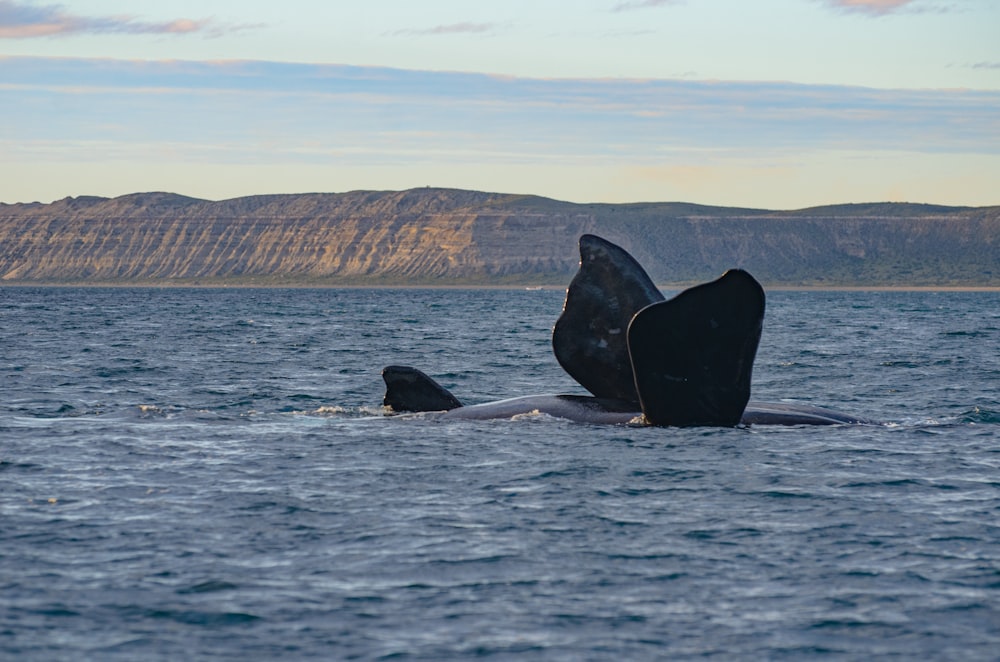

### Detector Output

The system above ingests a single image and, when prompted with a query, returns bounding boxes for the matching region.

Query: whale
[382,366,875,426]
[381,234,877,427]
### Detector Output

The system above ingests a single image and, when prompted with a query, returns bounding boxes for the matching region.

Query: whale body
[382,366,875,426]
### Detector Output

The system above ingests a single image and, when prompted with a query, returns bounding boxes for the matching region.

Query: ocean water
[1,286,998,660]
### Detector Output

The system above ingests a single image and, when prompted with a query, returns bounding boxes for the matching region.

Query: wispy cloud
[612,0,684,12]
[3,56,995,158]
[393,22,499,36]
[0,0,254,39]
[971,61,1000,70]
[820,0,923,16]
[2,56,997,206]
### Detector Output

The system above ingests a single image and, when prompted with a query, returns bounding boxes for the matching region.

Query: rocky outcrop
[0,188,996,285]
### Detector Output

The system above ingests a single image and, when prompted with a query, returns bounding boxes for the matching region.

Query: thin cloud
[0,0,253,38]
[4,57,999,206]
[612,0,684,11]
[971,61,1000,70]
[394,22,499,36]
[6,56,997,159]
[820,0,922,16]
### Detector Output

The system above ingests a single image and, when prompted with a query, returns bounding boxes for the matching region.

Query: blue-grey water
[1,286,998,660]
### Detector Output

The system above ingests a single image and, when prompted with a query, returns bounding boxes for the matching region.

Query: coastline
[764,285,1000,293]
[2,281,998,292]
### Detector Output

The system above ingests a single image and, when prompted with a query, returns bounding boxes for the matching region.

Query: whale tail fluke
[382,365,463,412]
[553,234,664,401]
[554,234,766,427]
[628,269,765,427]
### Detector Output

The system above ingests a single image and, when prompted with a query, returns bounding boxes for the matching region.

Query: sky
[1,0,998,209]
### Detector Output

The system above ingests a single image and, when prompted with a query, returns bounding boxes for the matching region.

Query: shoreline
[2,281,999,292]
[764,285,1000,293]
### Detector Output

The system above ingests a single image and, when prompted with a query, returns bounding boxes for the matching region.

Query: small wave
[0,460,44,473]
[288,393,325,402]
[760,490,817,499]
[137,404,173,417]
[288,404,390,418]
[313,405,350,415]
[898,408,1000,426]
[362,405,394,417]
[235,319,271,328]
[29,605,81,617]
[30,403,109,418]
[961,407,1000,424]
[510,409,559,422]
[134,607,260,626]
[177,580,239,595]
[879,360,921,368]
[941,330,985,337]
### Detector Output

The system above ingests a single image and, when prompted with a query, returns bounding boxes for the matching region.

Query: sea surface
[1,286,998,660]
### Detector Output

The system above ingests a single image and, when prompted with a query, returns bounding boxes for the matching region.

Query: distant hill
[0,188,996,286]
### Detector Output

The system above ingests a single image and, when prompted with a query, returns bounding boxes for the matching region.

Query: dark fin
[552,234,665,400]
[627,269,765,427]
[382,365,463,412]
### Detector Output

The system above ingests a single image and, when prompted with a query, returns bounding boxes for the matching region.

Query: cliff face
[0,188,997,286]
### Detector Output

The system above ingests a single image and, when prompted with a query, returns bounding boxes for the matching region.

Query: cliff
[0,188,996,286]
